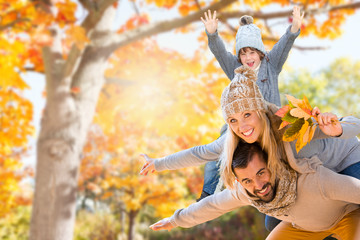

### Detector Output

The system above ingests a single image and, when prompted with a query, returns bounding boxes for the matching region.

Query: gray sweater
[207,26,300,106]
[168,145,360,232]
[154,116,360,173]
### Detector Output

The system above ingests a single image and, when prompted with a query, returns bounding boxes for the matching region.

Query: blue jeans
[202,161,220,194]
[201,124,227,195]
[264,161,360,231]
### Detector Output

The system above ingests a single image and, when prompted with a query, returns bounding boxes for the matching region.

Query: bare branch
[219,1,360,20]
[194,0,202,10]
[104,0,237,52]
[105,77,134,86]
[292,45,329,51]
[131,0,140,15]
[81,0,118,32]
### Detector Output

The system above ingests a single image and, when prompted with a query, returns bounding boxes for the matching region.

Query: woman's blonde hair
[219,104,289,189]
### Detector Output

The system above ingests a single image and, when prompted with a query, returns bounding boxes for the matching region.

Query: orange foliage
[0,87,34,217]
[118,14,150,33]
[55,0,77,27]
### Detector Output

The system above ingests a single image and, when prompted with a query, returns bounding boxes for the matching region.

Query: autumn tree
[1,0,360,239]
[0,37,34,217]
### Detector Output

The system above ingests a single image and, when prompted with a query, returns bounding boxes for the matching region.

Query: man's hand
[149,218,175,231]
[201,10,218,34]
[139,154,156,176]
[291,6,305,33]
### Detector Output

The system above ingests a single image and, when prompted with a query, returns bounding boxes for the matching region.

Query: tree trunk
[29,52,107,239]
[127,210,137,240]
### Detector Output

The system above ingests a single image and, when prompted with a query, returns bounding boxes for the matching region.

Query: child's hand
[149,218,174,231]
[201,10,218,34]
[312,107,343,137]
[290,5,304,33]
[139,154,156,176]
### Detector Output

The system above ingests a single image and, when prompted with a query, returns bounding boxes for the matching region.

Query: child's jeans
[202,161,220,195]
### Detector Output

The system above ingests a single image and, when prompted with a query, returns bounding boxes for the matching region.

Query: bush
[0,206,31,240]
[144,207,268,240]
[74,210,122,240]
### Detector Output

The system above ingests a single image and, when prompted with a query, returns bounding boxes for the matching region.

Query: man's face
[234,153,275,203]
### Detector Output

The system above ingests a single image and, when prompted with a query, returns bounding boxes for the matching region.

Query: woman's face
[227,111,263,143]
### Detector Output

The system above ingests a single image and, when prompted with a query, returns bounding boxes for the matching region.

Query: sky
[23,2,360,167]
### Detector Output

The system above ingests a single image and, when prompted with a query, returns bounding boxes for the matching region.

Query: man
[149,142,360,239]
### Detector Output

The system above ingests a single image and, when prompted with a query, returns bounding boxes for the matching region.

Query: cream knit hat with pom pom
[221,66,267,119]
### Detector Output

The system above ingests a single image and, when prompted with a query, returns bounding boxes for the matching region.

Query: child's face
[239,48,261,70]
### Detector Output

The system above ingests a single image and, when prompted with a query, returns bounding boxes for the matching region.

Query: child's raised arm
[291,5,305,33]
[201,10,218,34]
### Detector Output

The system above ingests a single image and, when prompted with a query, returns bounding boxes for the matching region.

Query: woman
[140,66,360,230]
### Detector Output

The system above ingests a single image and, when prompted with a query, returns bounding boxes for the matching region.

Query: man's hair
[231,141,268,173]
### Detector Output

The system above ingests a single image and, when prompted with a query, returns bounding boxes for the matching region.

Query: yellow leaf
[295,120,309,153]
[285,94,303,108]
[307,124,317,144]
[290,107,312,120]
[303,95,313,111]
[283,132,299,142]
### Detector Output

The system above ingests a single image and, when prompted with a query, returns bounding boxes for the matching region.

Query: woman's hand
[201,10,218,34]
[139,154,156,176]
[312,107,343,137]
[149,218,174,231]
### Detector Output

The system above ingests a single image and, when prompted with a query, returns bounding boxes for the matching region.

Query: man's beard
[255,183,273,202]
[247,181,277,203]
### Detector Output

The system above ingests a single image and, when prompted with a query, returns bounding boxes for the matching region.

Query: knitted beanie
[235,15,266,58]
[221,66,266,120]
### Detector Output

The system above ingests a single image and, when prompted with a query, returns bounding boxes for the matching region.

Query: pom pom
[239,15,254,26]
[234,66,256,81]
